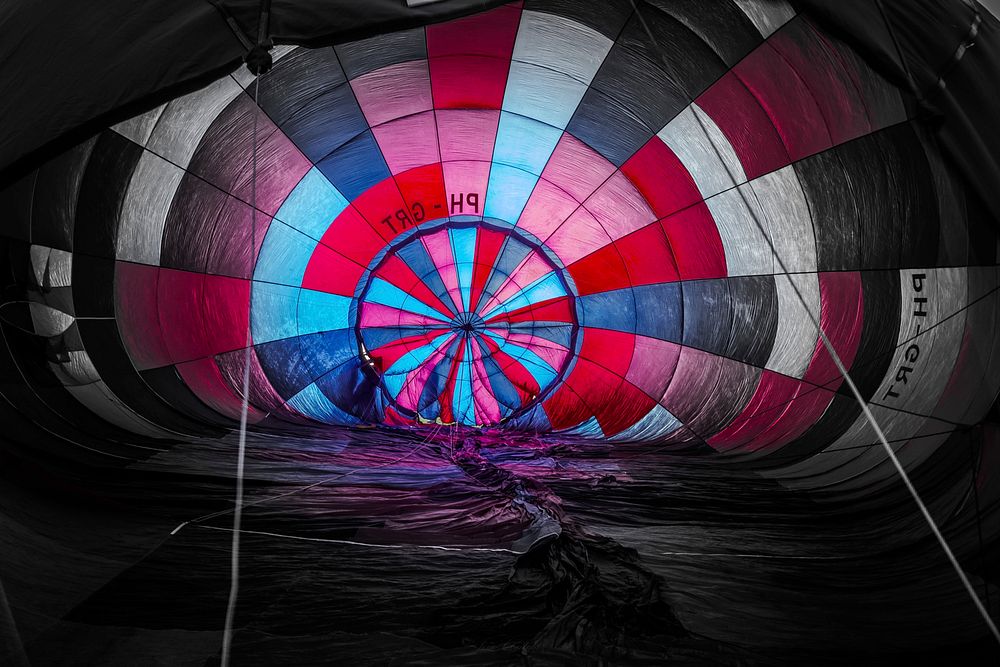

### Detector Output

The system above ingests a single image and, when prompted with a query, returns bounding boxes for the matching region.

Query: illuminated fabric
[5,1,1000,484]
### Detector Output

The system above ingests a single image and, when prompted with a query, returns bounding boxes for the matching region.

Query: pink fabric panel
[396,335,456,411]
[505,331,569,371]
[371,111,440,174]
[115,262,172,370]
[584,170,656,241]
[436,109,500,162]
[351,60,433,127]
[479,252,552,315]
[625,335,681,401]
[515,177,580,241]
[545,207,614,265]
[539,133,616,203]
[206,198,273,279]
[442,161,491,214]
[360,303,449,329]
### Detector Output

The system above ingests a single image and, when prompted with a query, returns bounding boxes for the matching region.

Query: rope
[220,49,264,667]
[629,0,1000,645]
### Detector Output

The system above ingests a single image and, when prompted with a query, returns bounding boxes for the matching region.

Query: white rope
[628,0,999,644]
[220,62,262,667]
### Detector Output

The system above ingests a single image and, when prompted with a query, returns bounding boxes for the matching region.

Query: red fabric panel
[157,268,209,364]
[201,274,250,354]
[470,227,507,311]
[768,22,872,146]
[176,357,266,423]
[803,271,865,385]
[395,162,448,225]
[621,137,703,218]
[319,205,385,268]
[567,243,630,296]
[370,331,445,374]
[437,339,465,423]
[302,244,366,297]
[578,327,634,377]
[659,203,727,280]
[543,383,591,431]
[616,222,680,286]
[426,3,521,109]
[115,262,173,370]
[696,71,789,180]
[484,295,574,325]
[732,42,833,163]
[350,177,409,243]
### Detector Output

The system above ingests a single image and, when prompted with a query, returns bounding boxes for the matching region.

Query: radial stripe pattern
[8,0,1000,492]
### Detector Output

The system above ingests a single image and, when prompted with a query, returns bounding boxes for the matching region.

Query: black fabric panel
[275,84,369,165]
[751,393,862,469]
[725,276,778,369]
[250,47,346,127]
[74,130,143,259]
[0,0,510,186]
[796,0,1000,225]
[524,0,633,39]
[681,280,730,359]
[966,187,999,266]
[883,124,939,269]
[71,255,116,318]
[0,323,158,457]
[30,138,96,252]
[585,18,689,136]
[847,269,901,402]
[76,319,223,436]
[834,130,902,271]
[0,171,35,243]
[643,0,761,68]
[794,151,860,272]
[566,90,652,168]
[160,177,228,273]
[140,366,237,428]
[335,28,426,79]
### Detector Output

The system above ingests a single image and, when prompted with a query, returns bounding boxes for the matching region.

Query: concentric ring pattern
[356,221,576,426]
[5,0,1000,488]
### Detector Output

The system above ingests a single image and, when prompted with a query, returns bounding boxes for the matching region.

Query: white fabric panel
[112,104,166,147]
[512,10,612,85]
[66,381,175,439]
[765,273,820,379]
[732,0,796,38]
[610,404,682,442]
[503,61,589,128]
[748,166,816,273]
[145,76,242,168]
[658,104,745,200]
[705,184,774,276]
[28,302,75,337]
[771,268,970,490]
[30,245,73,287]
[116,151,184,265]
[48,349,101,385]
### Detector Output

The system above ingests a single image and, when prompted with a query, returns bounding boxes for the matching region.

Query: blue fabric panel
[281,83,368,164]
[296,288,353,335]
[274,168,350,239]
[484,164,539,224]
[253,221,316,286]
[317,130,391,201]
[287,381,361,425]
